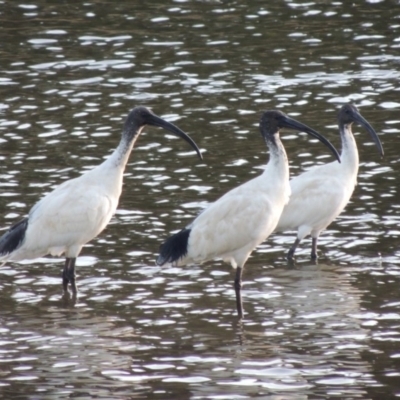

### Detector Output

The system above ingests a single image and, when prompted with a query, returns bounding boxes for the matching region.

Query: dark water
[0,0,400,398]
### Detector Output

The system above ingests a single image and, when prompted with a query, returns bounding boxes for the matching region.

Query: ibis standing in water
[156,110,341,318]
[0,106,202,294]
[275,104,383,260]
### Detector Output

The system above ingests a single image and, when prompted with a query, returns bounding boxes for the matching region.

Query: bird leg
[234,267,244,319]
[311,237,318,260]
[68,258,77,294]
[62,258,70,292]
[287,238,301,260]
[62,258,78,294]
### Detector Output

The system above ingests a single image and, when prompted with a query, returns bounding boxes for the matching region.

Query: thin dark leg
[311,237,318,260]
[68,258,77,294]
[62,258,71,292]
[234,267,244,319]
[287,238,301,260]
[62,257,78,294]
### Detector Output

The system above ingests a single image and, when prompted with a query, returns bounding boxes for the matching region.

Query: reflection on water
[1,0,400,398]
[0,260,394,399]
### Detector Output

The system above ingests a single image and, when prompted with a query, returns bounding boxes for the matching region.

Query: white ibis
[0,106,202,294]
[275,104,383,260]
[156,110,341,318]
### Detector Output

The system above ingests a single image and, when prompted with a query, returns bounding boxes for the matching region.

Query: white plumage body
[276,127,358,242]
[274,104,383,259]
[3,158,124,262]
[0,106,202,293]
[179,154,290,268]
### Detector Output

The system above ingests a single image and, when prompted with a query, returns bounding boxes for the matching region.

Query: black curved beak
[148,115,203,160]
[352,110,384,158]
[281,115,341,163]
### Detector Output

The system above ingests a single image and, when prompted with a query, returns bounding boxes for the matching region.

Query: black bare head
[259,110,341,163]
[123,106,203,160]
[338,104,383,157]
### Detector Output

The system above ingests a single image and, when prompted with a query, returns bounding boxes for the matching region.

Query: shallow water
[0,1,400,398]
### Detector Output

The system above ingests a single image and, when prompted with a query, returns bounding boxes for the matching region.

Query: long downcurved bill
[281,116,341,163]
[148,115,203,160]
[352,111,384,157]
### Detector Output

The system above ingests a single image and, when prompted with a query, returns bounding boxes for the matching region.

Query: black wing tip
[157,228,191,266]
[156,254,168,266]
[0,218,28,257]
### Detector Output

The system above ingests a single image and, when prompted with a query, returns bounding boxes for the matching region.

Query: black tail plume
[156,228,191,266]
[0,218,28,257]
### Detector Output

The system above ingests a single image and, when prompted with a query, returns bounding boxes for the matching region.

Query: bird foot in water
[62,273,78,294]
[286,251,295,260]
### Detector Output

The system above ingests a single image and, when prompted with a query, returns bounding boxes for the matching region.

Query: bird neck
[264,134,289,180]
[339,124,359,173]
[104,126,143,170]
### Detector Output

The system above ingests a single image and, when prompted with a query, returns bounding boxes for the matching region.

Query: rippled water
[1,1,400,398]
